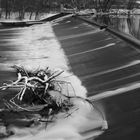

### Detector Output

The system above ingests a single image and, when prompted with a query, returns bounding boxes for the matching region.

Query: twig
[64,108,79,118]
[0,66,83,121]
[46,70,64,83]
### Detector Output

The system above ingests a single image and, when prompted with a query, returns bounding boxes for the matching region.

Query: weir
[51,15,140,140]
[0,14,140,139]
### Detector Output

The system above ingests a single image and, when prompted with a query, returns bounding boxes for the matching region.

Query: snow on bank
[0,13,57,22]
[2,21,107,140]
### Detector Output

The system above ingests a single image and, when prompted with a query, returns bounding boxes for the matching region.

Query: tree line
[92,0,138,12]
[0,0,61,19]
[0,0,138,20]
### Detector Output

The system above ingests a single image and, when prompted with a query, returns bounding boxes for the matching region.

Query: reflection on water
[92,15,140,40]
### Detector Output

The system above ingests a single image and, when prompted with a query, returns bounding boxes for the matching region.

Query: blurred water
[0,22,107,140]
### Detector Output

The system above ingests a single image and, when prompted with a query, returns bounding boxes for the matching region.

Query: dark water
[92,15,140,40]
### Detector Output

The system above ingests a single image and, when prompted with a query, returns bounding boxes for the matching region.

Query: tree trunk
[29,11,33,20]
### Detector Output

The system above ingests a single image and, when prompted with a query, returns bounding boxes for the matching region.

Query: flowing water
[0,22,107,140]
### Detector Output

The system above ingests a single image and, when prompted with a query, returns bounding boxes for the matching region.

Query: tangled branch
[0,65,94,128]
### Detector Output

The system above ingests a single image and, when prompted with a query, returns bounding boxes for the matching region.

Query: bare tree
[97,0,115,12]
[127,0,136,10]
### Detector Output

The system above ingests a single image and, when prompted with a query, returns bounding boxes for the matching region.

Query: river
[0,14,140,140]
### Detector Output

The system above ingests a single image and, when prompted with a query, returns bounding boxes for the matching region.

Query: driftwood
[0,65,94,133]
[0,66,78,112]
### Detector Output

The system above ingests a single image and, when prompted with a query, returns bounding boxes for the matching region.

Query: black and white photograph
[0,0,139,140]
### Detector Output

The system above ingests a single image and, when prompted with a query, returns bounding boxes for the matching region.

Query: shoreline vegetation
[0,12,58,21]
[0,0,139,21]
[0,8,140,22]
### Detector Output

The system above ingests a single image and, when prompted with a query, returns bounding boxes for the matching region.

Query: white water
[2,21,107,140]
